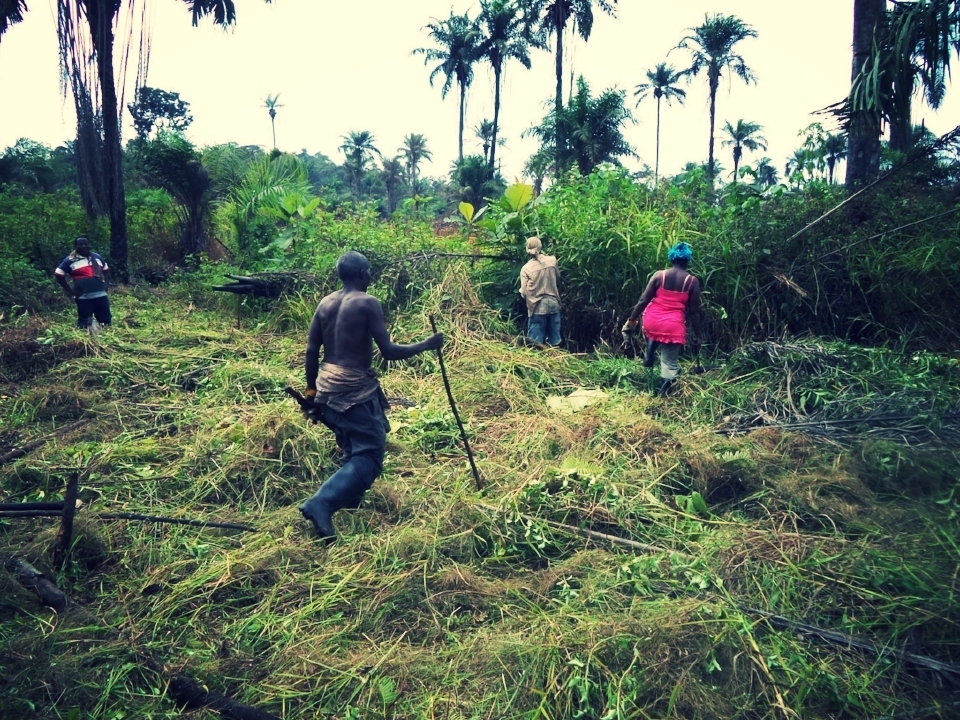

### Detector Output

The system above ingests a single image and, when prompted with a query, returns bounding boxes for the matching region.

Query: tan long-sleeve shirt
[520,254,561,317]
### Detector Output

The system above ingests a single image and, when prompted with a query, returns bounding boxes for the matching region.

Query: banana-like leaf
[503,183,534,213]
[458,201,475,224]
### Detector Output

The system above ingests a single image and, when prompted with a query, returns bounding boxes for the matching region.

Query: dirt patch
[0,321,88,384]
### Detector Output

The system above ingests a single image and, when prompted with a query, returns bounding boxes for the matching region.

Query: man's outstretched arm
[367,298,442,360]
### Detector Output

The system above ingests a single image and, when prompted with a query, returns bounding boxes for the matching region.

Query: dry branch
[56,472,80,567]
[96,512,256,532]
[0,419,89,466]
[745,605,960,680]
[0,510,257,532]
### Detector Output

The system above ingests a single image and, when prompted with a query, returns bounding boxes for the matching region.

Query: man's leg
[545,312,561,346]
[527,314,546,343]
[93,296,112,326]
[300,398,387,541]
[75,298,93,328]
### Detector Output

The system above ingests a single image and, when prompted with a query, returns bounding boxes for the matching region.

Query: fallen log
[168,674,280,720]
[0,419,89,466]
[0,510,63,517]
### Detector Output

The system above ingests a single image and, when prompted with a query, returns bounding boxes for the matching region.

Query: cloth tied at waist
[316,363,390,414]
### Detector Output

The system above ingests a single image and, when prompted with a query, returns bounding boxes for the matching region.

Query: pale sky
[0,1,957,183]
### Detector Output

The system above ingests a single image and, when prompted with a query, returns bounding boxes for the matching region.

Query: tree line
[1,0,958,279]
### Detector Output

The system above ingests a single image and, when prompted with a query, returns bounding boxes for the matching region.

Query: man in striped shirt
[54,236,112,328]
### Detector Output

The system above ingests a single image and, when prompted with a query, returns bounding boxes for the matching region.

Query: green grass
[1,267,959,719]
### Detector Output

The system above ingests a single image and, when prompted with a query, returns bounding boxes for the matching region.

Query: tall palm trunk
[828,158,836,184]
[490,62,502,170]
[458,80,466,163]
[707,69,719,183]
[846,0,884,189]
[89,0,128,281]
[732,145,742,181]
[654,94,661,188]
[554,9,564,168]
[270,116,277,149]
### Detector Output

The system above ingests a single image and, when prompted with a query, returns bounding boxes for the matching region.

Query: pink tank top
[642,271,693,344]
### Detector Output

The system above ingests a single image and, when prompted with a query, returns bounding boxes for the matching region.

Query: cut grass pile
[1,265,959,719]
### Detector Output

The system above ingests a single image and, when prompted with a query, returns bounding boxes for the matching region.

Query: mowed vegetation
[2,176,960,718]
[3,1,960,718]
[1,257,959,719]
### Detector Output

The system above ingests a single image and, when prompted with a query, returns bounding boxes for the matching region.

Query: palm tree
[381,157,405,214]
[524,148,553,195]
[526,75,636,176]
[476,0,539,170]
[474,119,507,165]
[846,0,885,188]
[754,157,779,189]
[721,119,767,182]
[634,62,686,186]
[785,148,811,187]
[532,0,617,161]
[0,0,267,280]
[413,12,480,164]
[451,154,506,209]
[399,133,432,198]
[263,94,283,150]
[676,14,758,184]
[822,132,847,184]
[339,131,381,198]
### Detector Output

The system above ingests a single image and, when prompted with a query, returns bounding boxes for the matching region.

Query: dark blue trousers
[301,396,388,518]
[76,295,112,328]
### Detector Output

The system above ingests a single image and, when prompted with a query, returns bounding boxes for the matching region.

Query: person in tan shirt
[519,236,561,346]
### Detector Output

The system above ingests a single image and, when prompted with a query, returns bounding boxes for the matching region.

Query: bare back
[311,289,378,370]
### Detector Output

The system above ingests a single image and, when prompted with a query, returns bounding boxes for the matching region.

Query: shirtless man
[298,251,443,542]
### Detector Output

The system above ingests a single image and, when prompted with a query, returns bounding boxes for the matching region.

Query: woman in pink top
[621,242,703,395]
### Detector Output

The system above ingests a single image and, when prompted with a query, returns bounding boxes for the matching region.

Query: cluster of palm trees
[414,0,618,175]
[337,131,433,210]
[415,7,776,187]
[632,14,764,188]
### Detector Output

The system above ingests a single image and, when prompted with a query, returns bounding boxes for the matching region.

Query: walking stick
[429,315,483,491]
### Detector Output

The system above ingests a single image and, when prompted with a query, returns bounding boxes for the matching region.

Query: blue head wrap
[667,242,693,263]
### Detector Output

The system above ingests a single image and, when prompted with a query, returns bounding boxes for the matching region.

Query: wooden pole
[429,315,483,491]
[56,472,79,568]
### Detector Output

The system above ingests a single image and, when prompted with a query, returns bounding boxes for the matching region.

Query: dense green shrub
[469,167,960,349]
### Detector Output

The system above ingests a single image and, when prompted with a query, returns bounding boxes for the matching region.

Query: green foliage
[127,86,193,140]
[527,75,637,175]
[0,191,104,310]
[0,139,77,195]
[125,188,180,268]
[450,154,506,208]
